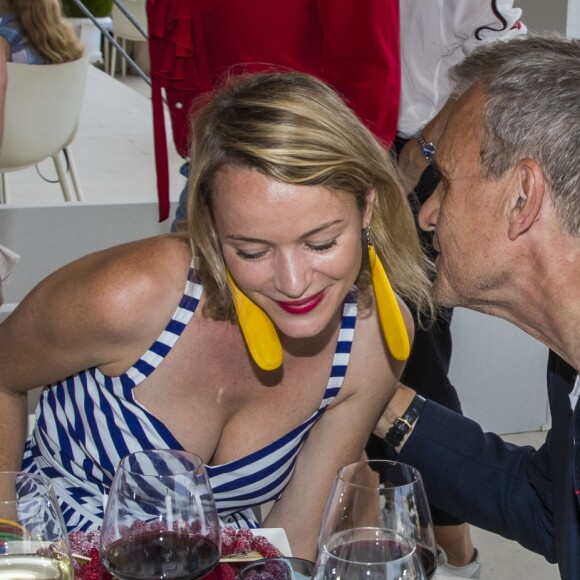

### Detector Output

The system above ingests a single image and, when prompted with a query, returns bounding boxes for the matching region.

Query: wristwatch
[414,130,436,161]
[383,393,426,448]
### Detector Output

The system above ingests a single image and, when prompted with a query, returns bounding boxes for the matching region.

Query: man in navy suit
[375,34,580,579]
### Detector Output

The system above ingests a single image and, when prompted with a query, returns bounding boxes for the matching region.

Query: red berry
[251,535,282,558]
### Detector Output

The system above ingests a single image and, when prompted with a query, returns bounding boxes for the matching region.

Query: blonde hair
[187,72,434,322]
[11,0,84,63]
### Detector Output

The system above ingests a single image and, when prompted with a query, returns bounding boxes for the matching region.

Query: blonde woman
[0,0,83,136]
[0,72,433,560]
[0,0,83,65]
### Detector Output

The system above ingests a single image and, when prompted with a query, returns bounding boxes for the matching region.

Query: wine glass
[318,460,437,579]
[313,527,426,579]
[0,471,73,579]
[100,449,221,580]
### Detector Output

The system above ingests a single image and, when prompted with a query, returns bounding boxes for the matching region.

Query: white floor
[5,67,562,579]
[2,65,182,207]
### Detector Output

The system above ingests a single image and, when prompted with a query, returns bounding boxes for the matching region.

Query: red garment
[147,0,400,221]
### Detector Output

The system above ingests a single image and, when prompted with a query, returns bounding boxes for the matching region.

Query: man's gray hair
[449,34,580,235]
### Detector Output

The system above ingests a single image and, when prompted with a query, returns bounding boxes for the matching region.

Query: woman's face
[212,166,373,339]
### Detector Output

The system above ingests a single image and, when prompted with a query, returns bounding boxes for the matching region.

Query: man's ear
[507,159,545,241]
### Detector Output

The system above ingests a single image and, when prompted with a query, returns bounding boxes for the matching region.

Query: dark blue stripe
[70,375,88,443]
[330,365,348,377]
[335,340,352,353]
[180,293,199,312]
[166,319,186,335]
[83,373,118,474]
[341,315,356,329]
[133,358,156,376]
[150,340,171,357]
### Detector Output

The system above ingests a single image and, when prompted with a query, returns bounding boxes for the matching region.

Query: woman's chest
[131,318,342,465]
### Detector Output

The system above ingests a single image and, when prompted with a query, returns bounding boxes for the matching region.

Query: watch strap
[384,393,426,448]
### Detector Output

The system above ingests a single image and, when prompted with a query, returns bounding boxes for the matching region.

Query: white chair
[0,54,90,203]
[110,0,147,78]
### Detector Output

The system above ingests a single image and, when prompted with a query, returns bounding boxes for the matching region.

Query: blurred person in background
[145,0,400,226]
[0,0,83,65]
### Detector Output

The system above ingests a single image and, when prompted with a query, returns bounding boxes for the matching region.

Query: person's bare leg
[435,523,476,566]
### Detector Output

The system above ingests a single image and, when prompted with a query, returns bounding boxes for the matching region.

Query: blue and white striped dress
[22,268,357,533]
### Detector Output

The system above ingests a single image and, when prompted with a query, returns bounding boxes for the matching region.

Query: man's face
[418,88,514,311]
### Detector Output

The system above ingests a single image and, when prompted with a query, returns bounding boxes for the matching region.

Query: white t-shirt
[398,0,527,138]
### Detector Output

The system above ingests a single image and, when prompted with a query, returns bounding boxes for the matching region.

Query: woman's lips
[276,290,325,314]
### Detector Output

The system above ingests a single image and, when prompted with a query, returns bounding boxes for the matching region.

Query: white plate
[251,528,292,557]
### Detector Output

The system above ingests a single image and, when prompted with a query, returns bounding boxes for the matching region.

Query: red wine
[330,538,437,579]
[104,530,220,580]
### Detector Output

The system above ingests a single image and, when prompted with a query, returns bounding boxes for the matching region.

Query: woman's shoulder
[33,235,193,334]
[348,292,414,383]
[63,233,190,278]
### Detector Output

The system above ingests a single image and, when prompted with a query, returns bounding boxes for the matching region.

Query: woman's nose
[274,252,311,298]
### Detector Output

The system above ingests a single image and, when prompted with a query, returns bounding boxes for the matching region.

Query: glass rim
[336,459,422,489]
[117,448,206,476]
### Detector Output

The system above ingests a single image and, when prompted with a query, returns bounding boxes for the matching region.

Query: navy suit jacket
[399,351,580,579]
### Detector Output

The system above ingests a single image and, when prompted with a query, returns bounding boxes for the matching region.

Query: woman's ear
[507,160,545,241]
[362,189,376,228]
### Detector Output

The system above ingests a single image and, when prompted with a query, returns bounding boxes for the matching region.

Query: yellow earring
[365,228,411,361]
[226,270,283,371]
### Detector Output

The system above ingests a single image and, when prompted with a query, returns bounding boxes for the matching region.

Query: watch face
[421,142,436,161]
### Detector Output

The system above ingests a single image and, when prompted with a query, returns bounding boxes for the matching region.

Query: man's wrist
[375,386,423,450]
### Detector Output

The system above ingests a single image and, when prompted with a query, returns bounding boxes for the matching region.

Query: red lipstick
[277,291,324,314]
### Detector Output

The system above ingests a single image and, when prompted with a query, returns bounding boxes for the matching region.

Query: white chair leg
[110,40,117,78]
[0,173,5,203]
[121,38,127,77]
[52,151,74,202]
[64,146,83,201]
[103,34,110,75]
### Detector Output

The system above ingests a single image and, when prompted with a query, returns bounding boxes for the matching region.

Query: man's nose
[418,185,442,232]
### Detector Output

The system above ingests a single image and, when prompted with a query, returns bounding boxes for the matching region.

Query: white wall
[567,0,580,37]
[0,201,175,316]
[448,310,550,434]
[517,0,567,32]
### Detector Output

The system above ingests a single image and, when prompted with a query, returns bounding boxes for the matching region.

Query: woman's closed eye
[236,239,337,260]
[236,249,268,260]
[307,239,337,252]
